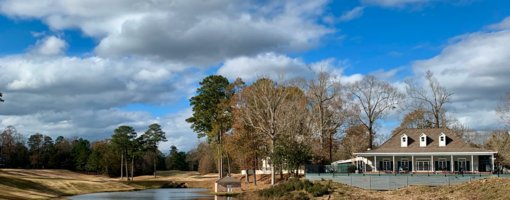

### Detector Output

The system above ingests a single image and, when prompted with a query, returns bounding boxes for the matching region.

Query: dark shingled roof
[360,128,493,153]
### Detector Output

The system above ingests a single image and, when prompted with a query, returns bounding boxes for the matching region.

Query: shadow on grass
[0,175,68,196]
[126,181,187,189]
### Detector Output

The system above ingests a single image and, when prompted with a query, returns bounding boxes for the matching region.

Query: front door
[438,159,447,171]
[417,160,430,171]
[458,159,466,172]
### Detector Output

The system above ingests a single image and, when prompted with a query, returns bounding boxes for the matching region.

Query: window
[439,133,446,147]
[417,160,430,171]
[420,134,427,147]
[401,134,408,147]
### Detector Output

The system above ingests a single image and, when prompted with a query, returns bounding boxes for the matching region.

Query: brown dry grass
[0,169,220,200]
[327,177,510,200]
[0,169,136,199]
[4,169,506,200]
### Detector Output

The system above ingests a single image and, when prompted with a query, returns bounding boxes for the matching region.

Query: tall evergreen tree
[186,75,231,179]
[140,123,167,177]
[111,126,136,181]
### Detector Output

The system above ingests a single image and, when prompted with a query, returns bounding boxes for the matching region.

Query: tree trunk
[253,168,257,186]
[245,169,250,183]
[253,154,257,186]
[270,137,275,185]
[329,131,333,163]
[279,164,283,180]
[154,150,157,178]
[131,155,134,181]
[125,150,129,181]
[120,153,123,180]
[227,155,231,176]
[217,132,223,179]
[368,125,374,149]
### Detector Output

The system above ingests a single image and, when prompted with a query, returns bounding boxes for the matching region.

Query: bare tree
[238,78,291,185]
[339,124,370,160]
[406,71,453,128]
[485,130,510,166]
[349,75,404,149]
[304,71,345,163]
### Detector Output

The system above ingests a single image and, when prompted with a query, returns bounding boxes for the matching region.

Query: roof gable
[365,128,492,153]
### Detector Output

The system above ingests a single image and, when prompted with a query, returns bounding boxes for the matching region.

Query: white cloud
[217,52,362,84]
[339,6,364,22]
[30,36,67,56]
[487,16,510,30]
[411,17,510,130]
[362,0,432,7]
[0,44,205,150]
[218,52,309,82]
[159,109,202,152]
[0,0,332,65]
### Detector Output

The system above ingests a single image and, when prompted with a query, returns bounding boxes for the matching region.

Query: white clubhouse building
[354,128,497,173]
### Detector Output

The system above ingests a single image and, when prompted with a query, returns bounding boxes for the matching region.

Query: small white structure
[331,157,374,173]
[241,157,304,175]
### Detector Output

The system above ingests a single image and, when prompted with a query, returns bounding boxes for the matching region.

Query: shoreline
[0,169,218,200]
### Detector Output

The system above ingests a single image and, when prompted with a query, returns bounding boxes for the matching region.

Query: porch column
[491,154,495,172]
[392,155,395,173]
[364,158,367,172]
[451,155,454,172]
[374,156,377,172]
[412,155,415,172]
[471,155,474,173]
[431,155,434,172]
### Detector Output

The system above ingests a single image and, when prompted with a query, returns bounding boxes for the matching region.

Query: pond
[70,188,237,200]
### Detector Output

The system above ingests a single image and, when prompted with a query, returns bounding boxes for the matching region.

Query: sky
[1,0,510,152]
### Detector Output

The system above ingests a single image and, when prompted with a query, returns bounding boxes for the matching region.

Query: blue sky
[1,0,510,151]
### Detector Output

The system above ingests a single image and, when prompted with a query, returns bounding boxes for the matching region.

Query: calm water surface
[70,188,235,200]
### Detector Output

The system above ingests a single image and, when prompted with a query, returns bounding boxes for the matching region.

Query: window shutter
[466,161,470,171]
[390,161,393,171]
[447,161,451,171]
[397,161,401,170]
[408,161,412,171]
[454,161,458,171]
[379,161,382,170]
[434,161,438,171]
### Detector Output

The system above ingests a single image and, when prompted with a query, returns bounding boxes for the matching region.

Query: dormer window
[420,133,427,147]
[401,134,408,147]
[439,133,446,147]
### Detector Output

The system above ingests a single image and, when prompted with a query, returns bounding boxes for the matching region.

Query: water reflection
[70,188,238,200]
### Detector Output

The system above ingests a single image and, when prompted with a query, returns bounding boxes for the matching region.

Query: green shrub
[257,179,330,198]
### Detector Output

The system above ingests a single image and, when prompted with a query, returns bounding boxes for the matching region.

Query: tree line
[0,124,190,179]
[186,71,510,185]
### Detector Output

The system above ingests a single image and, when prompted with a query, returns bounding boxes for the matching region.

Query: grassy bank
[0,169,214,199]
[3,169,510,200]
[236,176,510,200]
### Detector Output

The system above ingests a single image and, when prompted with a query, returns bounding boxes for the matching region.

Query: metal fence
[305,173,510,190]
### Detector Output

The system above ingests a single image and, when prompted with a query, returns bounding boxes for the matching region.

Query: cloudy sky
[1,0,510,152]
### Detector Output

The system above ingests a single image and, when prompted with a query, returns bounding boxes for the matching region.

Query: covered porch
[354,152,496,174]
